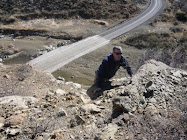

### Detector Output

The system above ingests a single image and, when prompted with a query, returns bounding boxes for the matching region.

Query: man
[94,46,133,93]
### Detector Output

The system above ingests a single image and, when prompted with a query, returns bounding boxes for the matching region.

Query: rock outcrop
[0,59,186,140]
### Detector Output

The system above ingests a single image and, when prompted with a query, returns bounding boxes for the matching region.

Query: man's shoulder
[121,55,126,61]
[104,54,113,62]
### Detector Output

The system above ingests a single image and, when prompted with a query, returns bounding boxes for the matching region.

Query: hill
[0,59,186,139]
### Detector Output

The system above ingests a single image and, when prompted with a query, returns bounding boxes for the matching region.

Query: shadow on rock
[87,81,120,100]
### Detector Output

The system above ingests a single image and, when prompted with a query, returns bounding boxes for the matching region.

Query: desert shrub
[12,7,21,14]
[0,0,139,20]
[176,12,187,22]
[161,33,170,38]
[170,27,184,33]
[180,35,187,44]
[161,42,175,49]
[147,35,160,48]
[165,7,172,13]
[125,33,160,49]
[125,33,178,50]
[161,14,171,22]
[173,21,179,25]
[124,12,130,19]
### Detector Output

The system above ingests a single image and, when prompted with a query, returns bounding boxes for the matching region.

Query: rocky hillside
[0,0,146,24]
[0,59,186,139]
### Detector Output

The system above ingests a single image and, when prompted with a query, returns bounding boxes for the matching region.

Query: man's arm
[97,59,108,78]
[121,56,133,77]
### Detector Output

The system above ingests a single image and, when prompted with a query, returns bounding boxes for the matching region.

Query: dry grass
[0,25,49,32]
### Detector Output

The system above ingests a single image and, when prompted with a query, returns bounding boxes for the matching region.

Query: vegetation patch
[0,0,140,24]
[124,33,177,49]
[176,11,187,22]
[160,0,187,23]
[123,32,187,69]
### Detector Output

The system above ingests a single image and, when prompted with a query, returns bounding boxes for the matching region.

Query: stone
[0,123,4,129]
[80,89,87,95]
[123,113,130,122]
[0,96,38,109]
[129,85,138,94]
[119,88,129,96]
[143,89,154,98]
[112,96,132,113]
[148,98,157,104]
[3,74,10,79]
[56,108,67,117]
[105,92,113,98]
[72,83,81,89]
[55,89,66,96]
[56,80,64,84]
[85,122,97,130]
[99,124,118,140]
[144,103,158,116]
[70,115,85,128]
[81,104,104,113]
[65,81,74,85]
[6,128,21,137]
[57,76,65,81]
[6,113,27,126]
[94,100,102,105]
[41,133,50,140]
[172,70,182,78]
[0,117,5,124]
[37,136,44,140]
[80,95,91,104]
[145,81,153,88]
[50,129,63,139]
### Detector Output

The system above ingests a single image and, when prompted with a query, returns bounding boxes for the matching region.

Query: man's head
[112,46,122,61]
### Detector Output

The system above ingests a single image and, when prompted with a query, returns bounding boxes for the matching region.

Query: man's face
[113,49,122,61]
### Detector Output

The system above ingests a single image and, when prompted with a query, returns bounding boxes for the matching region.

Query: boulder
[55,89,66,96]
[6,113,27,126]
[0,96,38,109]
[112,96,132,113]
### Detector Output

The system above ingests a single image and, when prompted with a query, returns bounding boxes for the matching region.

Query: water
[4,54,31,65]
[4,54,94,86]
[52,70,93,86]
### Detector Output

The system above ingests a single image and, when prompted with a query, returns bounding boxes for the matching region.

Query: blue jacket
[97,54,133,79]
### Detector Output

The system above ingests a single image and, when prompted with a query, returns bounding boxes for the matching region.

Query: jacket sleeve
[97,59,108,78]
[121,56,133,77]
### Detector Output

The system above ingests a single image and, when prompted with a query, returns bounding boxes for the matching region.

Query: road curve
[28,0,163,73]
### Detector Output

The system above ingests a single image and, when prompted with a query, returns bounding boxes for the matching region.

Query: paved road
[28,0,163,73]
